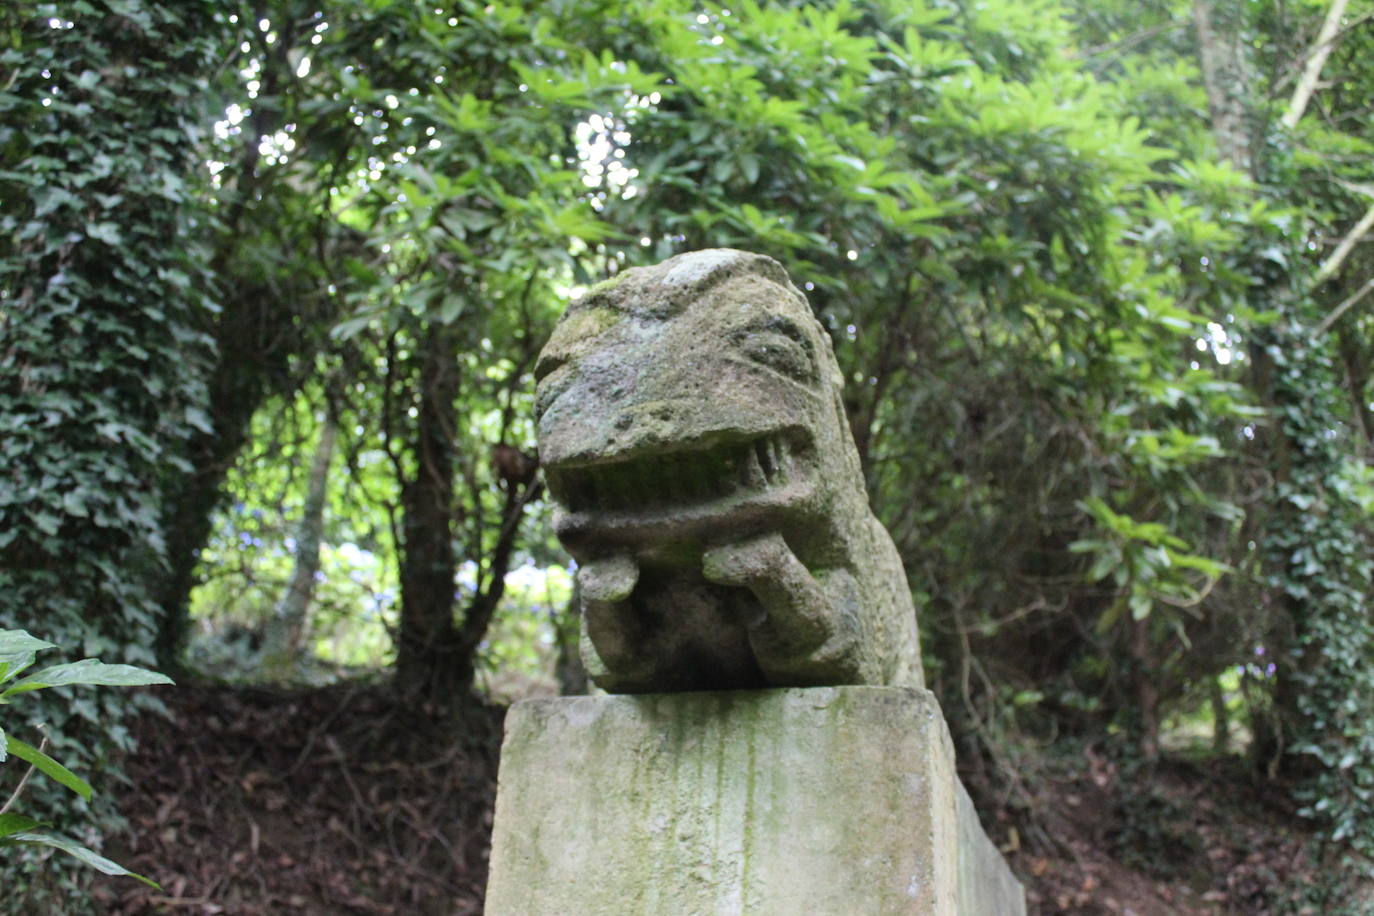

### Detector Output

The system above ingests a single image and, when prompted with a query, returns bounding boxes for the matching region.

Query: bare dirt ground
[97,683,502,915]
[995,747,1325,915]
[96,682,1328,914]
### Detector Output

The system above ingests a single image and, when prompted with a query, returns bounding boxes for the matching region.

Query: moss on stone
[486,688,1026,915]
[581,271,633,302]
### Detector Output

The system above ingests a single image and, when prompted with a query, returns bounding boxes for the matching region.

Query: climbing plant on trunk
[0,1,219,904]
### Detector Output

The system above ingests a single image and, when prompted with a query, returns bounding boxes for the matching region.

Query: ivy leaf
[32,512,61,536]
[85,222,122,245]
[61,491,89,518]
[184,406,213,434]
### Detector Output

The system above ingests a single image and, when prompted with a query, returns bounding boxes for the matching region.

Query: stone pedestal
[485,687,1025,915]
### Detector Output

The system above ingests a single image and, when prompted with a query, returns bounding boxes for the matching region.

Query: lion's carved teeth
[755,441,774,483]
[554,433,800,513]
[743,444,768,488]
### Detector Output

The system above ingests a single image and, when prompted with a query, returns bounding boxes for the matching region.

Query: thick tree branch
[1281,0,1351,129]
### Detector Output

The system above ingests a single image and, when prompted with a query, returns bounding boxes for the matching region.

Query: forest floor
[992,746,1325,914]
[94,681,1329,915]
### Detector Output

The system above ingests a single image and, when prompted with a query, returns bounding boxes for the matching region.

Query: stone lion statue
[534,249,923,693]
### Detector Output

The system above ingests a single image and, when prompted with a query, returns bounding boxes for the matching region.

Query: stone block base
[485,687,1024,915]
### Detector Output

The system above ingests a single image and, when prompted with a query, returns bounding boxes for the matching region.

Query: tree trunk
[1210,675,1230,755]
[152,290,322,670]
[395,324,465,702]
[260,417,337,678]
[1336,326,1374,457]
[154,382,257,670]
[0,2,221,877]
[1129,616,1161,762]
[1192,0,1254,173]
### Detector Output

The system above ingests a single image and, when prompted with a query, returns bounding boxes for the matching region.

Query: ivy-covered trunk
[1261,322,1374,854]
[1195,0,1374,879]
[0,0,219,904]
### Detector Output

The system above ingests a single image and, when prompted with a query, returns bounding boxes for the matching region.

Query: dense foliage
[0,2,218,906]
[4,0,1374,906]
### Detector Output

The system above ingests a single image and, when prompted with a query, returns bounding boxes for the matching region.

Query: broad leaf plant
[0,629,170,886]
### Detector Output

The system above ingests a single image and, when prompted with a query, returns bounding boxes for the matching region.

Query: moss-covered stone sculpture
[535,249,923,692]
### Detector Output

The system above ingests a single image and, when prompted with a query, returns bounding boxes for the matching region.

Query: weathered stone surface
[506,250,1025,914]
[956,782,1027,916]
[534,249,922,692]
[485,687,1025,916]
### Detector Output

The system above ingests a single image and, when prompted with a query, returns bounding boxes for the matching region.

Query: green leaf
[0,630,55,686]
[1095,599,1124,636]
[740,153,760,185]
[85,222,122,245]
[438,296,465,324]
[2,658,173,699]
[61,490,89,517]
[1,831,159,887]
[331,314,375,340]
[184,406,213,434]
[5,735,93,800]
[0,813,43,838]
[1129,590,1153,621]
[1085,549,1119,584]
[32,512,61,536]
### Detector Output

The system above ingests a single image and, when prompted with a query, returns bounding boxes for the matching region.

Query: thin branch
[457,480,545,658]
[1334,177,1374,199]
[0,731,48,816]
[1273,10,1374,95]
[1316,276,1374,335]
[380,330,407,483]
[1075,22,1182,63]
[1315,199,1374,285]
[1281,0,1351,129]
[1153,573,1219,610]
[494,269,544,443]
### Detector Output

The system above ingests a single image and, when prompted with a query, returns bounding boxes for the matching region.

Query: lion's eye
[739,329,814,382]
[533,351,567,383]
